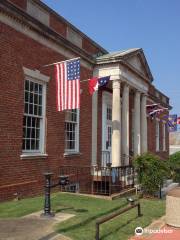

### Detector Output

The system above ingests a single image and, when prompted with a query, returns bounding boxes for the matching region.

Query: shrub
[169,151,180,182]
[133,153,169,195]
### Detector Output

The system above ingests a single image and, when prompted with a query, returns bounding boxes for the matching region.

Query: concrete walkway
[130,216,180,240]
[0,211,74,240]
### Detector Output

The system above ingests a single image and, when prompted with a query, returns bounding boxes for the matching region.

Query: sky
[43,0,180,115]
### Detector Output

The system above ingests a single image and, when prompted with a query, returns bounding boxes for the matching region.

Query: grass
[0,193,165,240]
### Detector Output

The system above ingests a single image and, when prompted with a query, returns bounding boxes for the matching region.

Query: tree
[133,153,169,196]
[169,151,180,183]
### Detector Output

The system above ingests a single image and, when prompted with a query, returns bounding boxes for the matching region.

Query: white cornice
[0,11,92,70]
[23,67,50,83]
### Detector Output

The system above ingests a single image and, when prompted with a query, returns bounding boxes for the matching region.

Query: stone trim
[0,3,93,69]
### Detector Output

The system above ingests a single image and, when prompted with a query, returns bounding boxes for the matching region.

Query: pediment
[124,51,153,82]
[95,48,153,82]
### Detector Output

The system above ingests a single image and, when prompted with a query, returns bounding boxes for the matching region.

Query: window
[106,105,112,149]
[163,122,166,151]
[107,106,112,121]
[22,79,45,153]
[156,119,160,151]
[65,109,79,153]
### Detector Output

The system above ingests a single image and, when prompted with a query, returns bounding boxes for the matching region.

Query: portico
[93,48,152,167]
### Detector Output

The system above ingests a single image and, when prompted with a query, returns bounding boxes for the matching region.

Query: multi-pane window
[156,119,160,151]
[107,126,112,148]
[107,106,112,121]
[106,105,112,149]
[23,79,44,152]
[65,109,79,152]
[163,122,166,151]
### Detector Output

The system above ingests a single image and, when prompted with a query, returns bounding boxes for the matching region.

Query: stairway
[159,179,179,198]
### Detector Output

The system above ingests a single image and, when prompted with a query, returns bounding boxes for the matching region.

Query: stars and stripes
[55,58,80,111]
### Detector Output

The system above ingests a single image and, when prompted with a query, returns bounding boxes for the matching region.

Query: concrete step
[164,179,173,187]
[160,182,179,197]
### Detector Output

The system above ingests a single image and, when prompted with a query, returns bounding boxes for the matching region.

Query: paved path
[130,216,180,240]
[0,212,73,240]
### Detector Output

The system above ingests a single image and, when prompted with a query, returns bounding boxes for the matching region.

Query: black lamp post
[41,172,69,217]
[42,172,54,217]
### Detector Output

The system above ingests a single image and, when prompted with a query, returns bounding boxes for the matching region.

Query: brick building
[0,0,171,201]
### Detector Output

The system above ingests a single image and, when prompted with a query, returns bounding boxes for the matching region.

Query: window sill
[21,153,48,160]
[64,152,82,158]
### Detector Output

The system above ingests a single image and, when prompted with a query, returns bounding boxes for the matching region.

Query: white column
[112,80,121,167]
[134,90,141,156]
[122,84,129,165]
[141,94,147,153]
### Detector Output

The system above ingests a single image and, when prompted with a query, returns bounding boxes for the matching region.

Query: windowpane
[32,128,35,138]
[27,117,31,127]
[36,128,40,138]
[39,85,42,94]
[36,140,39,150]
[34,83,39,93]
[25,91,29,102]
[31,139,35,150]
[30,81,34,92]
[30,93,33,103]
[39,95,42,105]
[34,94,38,104]
[36,118,40,128]
[34,105,38,115]
[38,106,42,116]
[25,80,29,91]
[25,103,29,114]
[29,104,33,114]
[27,128,31,138]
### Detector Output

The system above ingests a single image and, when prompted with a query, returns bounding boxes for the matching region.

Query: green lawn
[0,193,165,240]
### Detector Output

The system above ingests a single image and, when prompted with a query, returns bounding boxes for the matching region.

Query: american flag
[55,59,80,111]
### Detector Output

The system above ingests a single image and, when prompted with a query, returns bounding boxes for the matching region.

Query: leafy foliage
[169,151,180,182]
[133,153,169,195]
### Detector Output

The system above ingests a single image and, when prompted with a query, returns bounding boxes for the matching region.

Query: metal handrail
[95,202,142,240]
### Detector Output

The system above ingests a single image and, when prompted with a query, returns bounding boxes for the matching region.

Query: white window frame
[162,121,166,151]
[64,109,80,154]
[21,68,49,158]
[156,118,160,152]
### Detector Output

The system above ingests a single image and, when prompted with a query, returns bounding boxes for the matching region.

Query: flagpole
[41,57,80,68]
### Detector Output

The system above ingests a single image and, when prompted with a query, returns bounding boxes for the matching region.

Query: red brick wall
[50,14,67,37]
[147,115,169,160]
[83,38,100,55]
[0,22,93,201]
[8,0,27,10]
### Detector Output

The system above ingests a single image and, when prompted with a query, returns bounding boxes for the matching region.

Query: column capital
[123,83,130,91]
[112,80,121,89]
[135,89,141,95]
[142,93,148,98]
